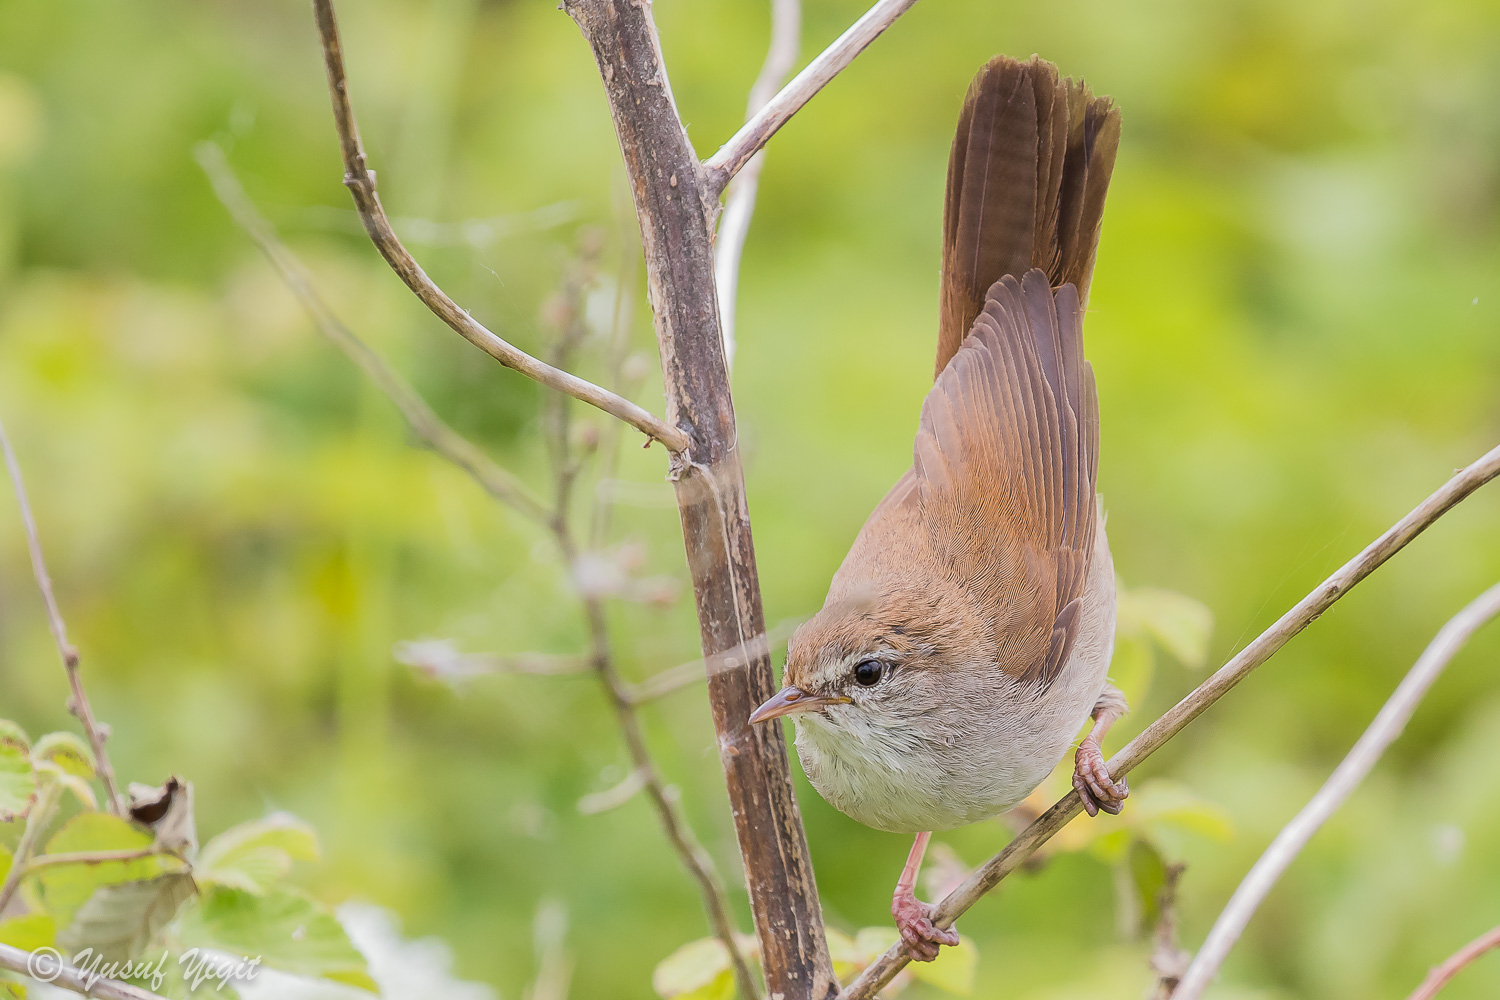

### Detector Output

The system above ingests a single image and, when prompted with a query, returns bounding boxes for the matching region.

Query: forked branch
[841,443,1500,1000]
[702,0,921,196]
[201,150,757,997]
[308,0,689,453]
[1174,581,1500,999]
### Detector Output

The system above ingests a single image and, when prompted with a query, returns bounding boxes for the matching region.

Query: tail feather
[936,55,1120,378]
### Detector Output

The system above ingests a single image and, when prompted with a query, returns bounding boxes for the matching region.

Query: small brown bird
[749,55,1126,961]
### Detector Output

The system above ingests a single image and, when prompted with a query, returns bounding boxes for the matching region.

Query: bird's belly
[792,710,1069,834]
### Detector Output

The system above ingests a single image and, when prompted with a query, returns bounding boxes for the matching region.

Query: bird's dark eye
[853,660,884,686]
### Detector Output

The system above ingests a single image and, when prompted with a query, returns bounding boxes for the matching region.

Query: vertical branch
[0,418,127,816]
[564,2,838,997]
[715,0,801,370]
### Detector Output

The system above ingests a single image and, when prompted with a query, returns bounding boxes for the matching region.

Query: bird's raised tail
[935,55,1120,377]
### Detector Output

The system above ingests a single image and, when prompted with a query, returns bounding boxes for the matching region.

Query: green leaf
[33,813,173,929]
[1120,587,1214,669]
[57,872,196,964]
[0,844,11,885]
[323,969,380,993]
[652,937,734,1000]
[197,813,318,894]
[907,935,978,995]
[0,913,56,951]
[0,740,36,822]
[1126,839,1168,937]
[30,733,95,781]
[0,978,25,999]
[178,887,368,981]
[1134,781,1235,844]
[0,721,29,753]
[36,770,98,810]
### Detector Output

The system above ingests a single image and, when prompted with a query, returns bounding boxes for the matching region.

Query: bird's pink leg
[891,831,959,962]
[1073,684,1130,817]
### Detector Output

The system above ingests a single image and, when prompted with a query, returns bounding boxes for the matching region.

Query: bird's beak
[748,686,851,725]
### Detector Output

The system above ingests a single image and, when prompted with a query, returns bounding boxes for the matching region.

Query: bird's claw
[892,889,959,962]
[1073,737,1128,817]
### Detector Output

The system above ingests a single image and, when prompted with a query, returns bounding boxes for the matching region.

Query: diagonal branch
[714,0,800,370]
[196,142,552,527]
[0,419,126,816]
[702,0,920,197]
[1408,923,1500,1000]
[1172,580,1500,999]
[308,0,689,453]
[0,942,169,1000]
[206,148,758,997]
[840,442,1500,999]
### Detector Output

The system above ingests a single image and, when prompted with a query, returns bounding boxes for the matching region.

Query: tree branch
[1407,923,1500,1000]
[713,0,800,370]
[204,147,760,996]
[702,0,920,197]
[0,419,127,816]
[565,2,838,994]
[308,0,690,453]
[626,616,803,705]
[1172,581,1500,999]
[196,142,553,527]
[0,942,170,1000]
[840,443,1500,999]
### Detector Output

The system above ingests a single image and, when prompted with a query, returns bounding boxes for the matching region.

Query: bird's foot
[892,888,959,962]
[1073,735,1128,817]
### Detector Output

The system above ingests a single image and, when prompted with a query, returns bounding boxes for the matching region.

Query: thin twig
[195,142,552,526]
[307,0,690,453]
[0,783,63,914]
[542,310,761,1000]
[0,942,170,1000]
[0,420,127,816]
[714,0,800,370]
[702,0,920,196]
[1173,581,1500,999]
[626,616,803,704]
[20,845,166,874]
[839,443,1500,1000]
[1407,923,1500,1000]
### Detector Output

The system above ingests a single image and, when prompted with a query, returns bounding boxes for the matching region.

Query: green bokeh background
[2,0,1498,996]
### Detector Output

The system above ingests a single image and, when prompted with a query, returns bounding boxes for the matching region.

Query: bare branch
[0,942,170,1000]
[307,0,690,453]
[567,1,838,992]
[1173,581,1500,999]
[0,419,126,816]
[714,0,801,369]
[23,845,166,873]
[196,142,553,527]
[1407,923,1500,1000]
[627,616,803,704]
[840,443,1500,1000]
[393,640,591,682]
[702,0,920,196]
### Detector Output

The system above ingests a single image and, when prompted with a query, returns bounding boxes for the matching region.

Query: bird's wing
[937,55,1120,378]
[914,270,1099,686]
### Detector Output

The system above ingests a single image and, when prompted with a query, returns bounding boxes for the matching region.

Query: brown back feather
[936,56,1121,378]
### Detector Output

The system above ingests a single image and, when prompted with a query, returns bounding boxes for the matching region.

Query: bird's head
[748,583,987,730]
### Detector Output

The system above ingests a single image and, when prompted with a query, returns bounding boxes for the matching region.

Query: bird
[748,54,1126,962]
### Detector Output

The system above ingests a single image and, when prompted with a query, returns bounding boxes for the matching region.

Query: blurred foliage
[1,0,1498,998]
[0,720,372,998]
